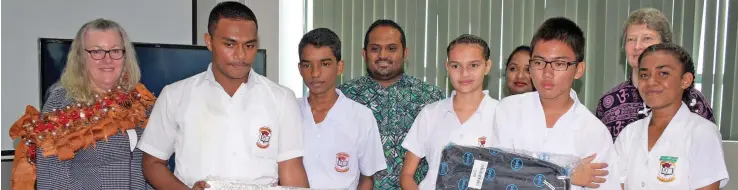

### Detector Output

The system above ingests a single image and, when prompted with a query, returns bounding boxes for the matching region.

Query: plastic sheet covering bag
[203,176,347,190]
[436,144,582,190]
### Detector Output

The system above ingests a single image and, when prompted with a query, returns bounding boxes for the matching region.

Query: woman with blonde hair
[9,18,156,189]
[595,8,714,141]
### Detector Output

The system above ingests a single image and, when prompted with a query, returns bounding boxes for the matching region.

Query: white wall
[278,0,306,97]
[196,0,281,83]
[1,0,192,187]
[722,141,738,189]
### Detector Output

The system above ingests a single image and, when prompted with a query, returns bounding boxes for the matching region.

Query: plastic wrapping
[203,177,346,190]
[203,177,277,190]
[435,144,582,190]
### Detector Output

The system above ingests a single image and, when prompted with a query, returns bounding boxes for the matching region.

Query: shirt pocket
[324,129,361,186]
[246,109,278,160]
[655,155,685,188]
[322,146,358,188]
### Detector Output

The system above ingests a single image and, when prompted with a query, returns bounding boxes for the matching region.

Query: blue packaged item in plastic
[436,144,581,190]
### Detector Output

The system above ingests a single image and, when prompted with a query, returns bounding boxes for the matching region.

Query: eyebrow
[222,37,236,42]
[221,37,258,44]
[639,64,674,71]
[531,55,571,60]
[656,65,673,69]
[448,60,483,64]
[299,58,335,63]
[369,43,397,47]
[90,45,122,49]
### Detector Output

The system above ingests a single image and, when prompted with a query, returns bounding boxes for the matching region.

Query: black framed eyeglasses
[529,59,579,71]
[85,49,126,60]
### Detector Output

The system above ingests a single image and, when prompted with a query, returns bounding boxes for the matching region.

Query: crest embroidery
[334,152,350,172]
[256,126,271,149]
[478,136,487,147]
[657,156,678,182]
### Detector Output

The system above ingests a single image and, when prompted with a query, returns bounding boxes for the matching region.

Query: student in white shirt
[138,2,309,189]
[400,34,499,189]
[615,43,729,190]
[296,28,387,190]
[492,17,620,189]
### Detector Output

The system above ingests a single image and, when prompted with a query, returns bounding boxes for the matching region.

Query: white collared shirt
[401,91,499,189]
[298,89,386,189]
[138,64,304,187]
[615,102,729,190]
[491,89,620,190]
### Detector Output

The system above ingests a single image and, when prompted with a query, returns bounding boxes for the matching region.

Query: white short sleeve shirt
[491,90,620,190]
[401,91,499,189]
[299,89,386,189]
[615,102,729,190]
[137,65,304,187]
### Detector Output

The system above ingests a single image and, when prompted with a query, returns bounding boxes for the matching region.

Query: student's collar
[444,90,490,114]
[304,89,347,124]
[637,102,690,140]
[567,89,581,112]
[197,63,261,87]
[534,89,581,113]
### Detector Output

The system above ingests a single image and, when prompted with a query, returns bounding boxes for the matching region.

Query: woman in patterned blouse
[9,19,154,189]
[595,8,714,141]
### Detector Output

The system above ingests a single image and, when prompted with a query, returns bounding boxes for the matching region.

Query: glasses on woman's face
[529,59,579,71]
[85,49,125,60]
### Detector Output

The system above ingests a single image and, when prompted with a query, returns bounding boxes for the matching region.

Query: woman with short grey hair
[594,8,714,142]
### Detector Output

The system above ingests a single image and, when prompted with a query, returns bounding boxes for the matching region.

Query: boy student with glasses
[491,17,620,189]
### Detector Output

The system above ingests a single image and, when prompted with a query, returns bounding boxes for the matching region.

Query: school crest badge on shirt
[256,126,271,149]
[657,156,678,182]
[334,152,350,172]
[478,136,487,147]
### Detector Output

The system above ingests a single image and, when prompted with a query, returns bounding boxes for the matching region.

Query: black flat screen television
[39,38,267,105]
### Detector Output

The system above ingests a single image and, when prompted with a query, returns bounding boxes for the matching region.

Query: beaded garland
[8,83,156,190]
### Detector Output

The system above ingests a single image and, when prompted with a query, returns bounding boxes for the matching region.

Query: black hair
[446,34,491,60]
[505,45,532,67]
[638,43,696,104]
[504,45,536,92]
[363,19,407,50]
[530,17,585,62]
[208,1,258,35]
[298,28,342,61]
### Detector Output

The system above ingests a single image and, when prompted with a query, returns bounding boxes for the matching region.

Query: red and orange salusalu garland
[8,83,156,190]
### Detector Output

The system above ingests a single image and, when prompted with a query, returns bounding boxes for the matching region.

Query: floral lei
[8,83,156,190]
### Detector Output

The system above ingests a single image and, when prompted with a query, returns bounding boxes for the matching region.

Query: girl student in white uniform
[399,34,499,189]
[615,43,728,190]
[491,17,621,190]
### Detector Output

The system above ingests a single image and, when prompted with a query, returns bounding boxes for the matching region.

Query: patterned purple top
[595,80,714,141]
